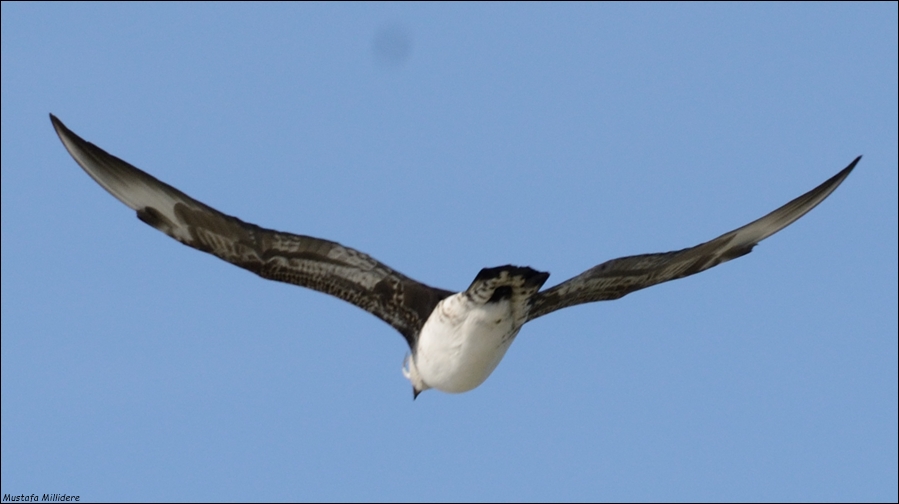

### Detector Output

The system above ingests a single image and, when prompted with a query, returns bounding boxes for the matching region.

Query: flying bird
[50,114,859,398]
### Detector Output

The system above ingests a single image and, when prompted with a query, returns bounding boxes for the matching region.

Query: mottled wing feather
[528,157,859,321]
[51,114,452,348]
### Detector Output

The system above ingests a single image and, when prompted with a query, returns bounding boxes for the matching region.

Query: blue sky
[2,3,896,502]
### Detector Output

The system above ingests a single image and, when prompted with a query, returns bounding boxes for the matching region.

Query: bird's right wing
[528,157,859,321]
[51,114,452,348]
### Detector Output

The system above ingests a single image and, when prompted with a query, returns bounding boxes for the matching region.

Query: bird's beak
[413,387,421,400]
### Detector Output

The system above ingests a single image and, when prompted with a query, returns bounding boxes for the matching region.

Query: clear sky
[2,3,896,502]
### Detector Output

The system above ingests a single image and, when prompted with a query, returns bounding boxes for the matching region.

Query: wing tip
[818,155,861,196]
[49,113,68,139]
[49,113,90,158]
[842,155,862,177]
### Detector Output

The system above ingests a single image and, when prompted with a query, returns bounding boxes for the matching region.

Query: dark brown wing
[528,157,859,321]
[51,114,452,348]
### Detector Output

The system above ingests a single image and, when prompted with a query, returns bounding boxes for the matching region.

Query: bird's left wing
[51,114,452,348]
[528,157,859,321]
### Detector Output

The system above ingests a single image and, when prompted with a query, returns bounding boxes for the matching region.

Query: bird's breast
[413,293,520,393]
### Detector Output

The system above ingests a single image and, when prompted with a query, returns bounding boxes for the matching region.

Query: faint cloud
[372,24,412,67]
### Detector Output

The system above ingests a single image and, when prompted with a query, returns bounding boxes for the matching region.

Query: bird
[50,114,859,399]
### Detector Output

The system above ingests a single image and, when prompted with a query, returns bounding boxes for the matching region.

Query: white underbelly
[414,294,520,393]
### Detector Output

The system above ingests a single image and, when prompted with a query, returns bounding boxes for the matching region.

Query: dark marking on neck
[488,285,512,303]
